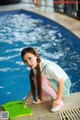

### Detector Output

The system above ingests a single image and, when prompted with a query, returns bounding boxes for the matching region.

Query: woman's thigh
[41,78,57,99]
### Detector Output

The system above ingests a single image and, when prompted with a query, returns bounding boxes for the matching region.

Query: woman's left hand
[52,99,61,107]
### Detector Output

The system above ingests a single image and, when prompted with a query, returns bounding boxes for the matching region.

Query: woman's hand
[25,96,30,104]
[25,90,32,104]
[23,97,30,108]
[52,98,62,107]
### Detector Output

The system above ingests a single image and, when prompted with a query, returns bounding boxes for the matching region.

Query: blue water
[0,10,80,105]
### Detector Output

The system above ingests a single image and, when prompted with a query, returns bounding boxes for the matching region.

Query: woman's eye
[29,57,32,60]
[24,60,27,63]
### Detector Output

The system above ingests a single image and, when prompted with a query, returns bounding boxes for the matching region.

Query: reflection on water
[0,13,80,104]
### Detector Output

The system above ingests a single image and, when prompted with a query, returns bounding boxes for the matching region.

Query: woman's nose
[27,61,31,66]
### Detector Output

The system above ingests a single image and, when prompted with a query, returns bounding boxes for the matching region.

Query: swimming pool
[0,10,80,105]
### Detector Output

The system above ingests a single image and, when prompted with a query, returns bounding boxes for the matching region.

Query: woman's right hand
[25,96,30,104]
[25,90,32,104]
[23,97,30,108]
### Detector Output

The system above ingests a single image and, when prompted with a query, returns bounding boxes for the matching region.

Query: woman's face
[23,52,38,69]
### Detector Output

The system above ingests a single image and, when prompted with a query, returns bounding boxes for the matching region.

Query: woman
[21,47,71,112]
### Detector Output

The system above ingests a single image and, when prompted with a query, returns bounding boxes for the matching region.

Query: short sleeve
[46,64,62,81]
[40,58,68,81]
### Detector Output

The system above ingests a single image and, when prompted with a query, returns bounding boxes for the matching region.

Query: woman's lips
[30,65,33,69]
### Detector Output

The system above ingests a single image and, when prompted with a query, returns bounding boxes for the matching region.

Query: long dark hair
[21,47,42,101]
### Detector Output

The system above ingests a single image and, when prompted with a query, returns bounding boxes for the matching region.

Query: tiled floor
[6,92,80,120]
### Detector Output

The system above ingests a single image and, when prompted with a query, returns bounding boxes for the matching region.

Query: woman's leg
[42,78,63,112]
[42,78,57,100]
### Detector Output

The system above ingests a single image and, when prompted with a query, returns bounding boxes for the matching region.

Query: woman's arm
[57,79,64,99]
[47,78,64,99]
[25,89,32,104]
[46,78,64,106]
[52,79,64,107]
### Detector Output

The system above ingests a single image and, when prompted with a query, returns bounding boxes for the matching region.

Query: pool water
[0,10,80,104]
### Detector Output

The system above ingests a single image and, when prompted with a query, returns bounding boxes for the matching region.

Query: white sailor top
[39,58,71,96]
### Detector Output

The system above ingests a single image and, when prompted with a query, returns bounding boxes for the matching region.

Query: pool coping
[17,92,80,120]
[0,92,80,120]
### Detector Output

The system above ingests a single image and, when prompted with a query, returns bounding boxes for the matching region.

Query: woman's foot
[33,99,41,104]
[51,100,63,112]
